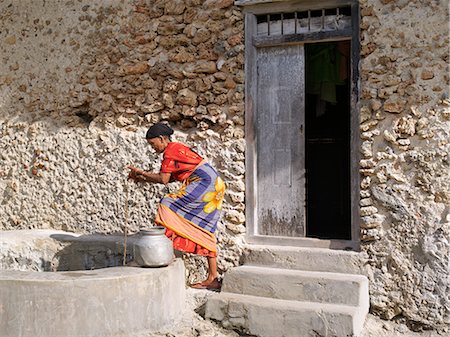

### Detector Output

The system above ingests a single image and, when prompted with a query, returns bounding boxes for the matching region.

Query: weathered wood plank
[257,16,352,36]
[256,44,306,237]
[237,0,354,14]
[349,1,361,248]
[254,28,352,47]
[244,12,259,237]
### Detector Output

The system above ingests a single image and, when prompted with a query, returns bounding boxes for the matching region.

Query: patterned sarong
[155,163,225,255]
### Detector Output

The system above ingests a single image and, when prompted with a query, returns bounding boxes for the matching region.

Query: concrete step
[243,244,365,274]
[206,292,367,337]
[222,265,369,307]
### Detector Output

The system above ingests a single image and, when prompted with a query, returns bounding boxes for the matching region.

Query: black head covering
[145,123,174,139]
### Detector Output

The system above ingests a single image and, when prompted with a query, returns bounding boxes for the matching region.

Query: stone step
[243,244,365,274]
[222,265,369,307]
[206,292,367,337]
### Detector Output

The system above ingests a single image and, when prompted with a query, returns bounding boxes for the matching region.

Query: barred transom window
[256,6,351,36]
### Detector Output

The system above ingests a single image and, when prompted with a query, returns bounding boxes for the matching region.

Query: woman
[128,123,224,290]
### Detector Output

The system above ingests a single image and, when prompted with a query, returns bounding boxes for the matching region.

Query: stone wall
[0,0,448,331]
[0,0,246,284]
[359,0,449,330]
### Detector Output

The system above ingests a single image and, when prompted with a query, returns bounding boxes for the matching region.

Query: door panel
[256,44,306,237]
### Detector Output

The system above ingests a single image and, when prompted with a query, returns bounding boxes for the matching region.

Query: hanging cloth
[306,43,345,105]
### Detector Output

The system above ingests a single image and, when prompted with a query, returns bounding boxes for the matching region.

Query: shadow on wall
[49,233,136,271]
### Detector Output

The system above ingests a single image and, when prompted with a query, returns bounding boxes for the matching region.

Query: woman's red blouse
[160,142,203,181]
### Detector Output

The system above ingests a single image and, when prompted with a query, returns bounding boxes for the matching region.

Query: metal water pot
[133,227,174,267]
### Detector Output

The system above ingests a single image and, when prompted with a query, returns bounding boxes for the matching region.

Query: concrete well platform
[0,260,185,337]
[0,230,186,337]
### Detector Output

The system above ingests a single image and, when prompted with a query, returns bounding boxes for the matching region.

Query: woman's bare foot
[205,278,221,290]
[189,277,221,290]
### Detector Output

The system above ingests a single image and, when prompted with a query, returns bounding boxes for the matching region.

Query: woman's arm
[128,166,171,185]
[137,171,171,184]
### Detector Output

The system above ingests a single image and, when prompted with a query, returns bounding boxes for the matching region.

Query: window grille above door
[256,6,352,37]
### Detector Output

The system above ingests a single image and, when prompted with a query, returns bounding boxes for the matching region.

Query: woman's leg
[204,256,221,289]
[206,256,218,282]
[190,256,221,289]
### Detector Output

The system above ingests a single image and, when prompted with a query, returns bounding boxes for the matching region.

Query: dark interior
[305,41,351,240]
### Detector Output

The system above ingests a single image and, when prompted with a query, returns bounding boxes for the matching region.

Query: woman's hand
[127,165,145,182]
[127,165,171,184]
[128,165,142,174]
[127,170,138,182]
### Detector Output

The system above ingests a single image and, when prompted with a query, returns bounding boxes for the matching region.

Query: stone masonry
[358,0,449,330]
[0,0,246,286]
[0,0,448,331]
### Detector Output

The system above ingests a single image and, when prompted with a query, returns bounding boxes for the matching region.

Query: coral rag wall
[358,0,449,330]
[0,0,449,331]
[0,0,245,283]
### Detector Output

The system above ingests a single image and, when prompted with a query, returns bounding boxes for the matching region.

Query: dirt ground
[132,288,447,337]
[360,315,445,337]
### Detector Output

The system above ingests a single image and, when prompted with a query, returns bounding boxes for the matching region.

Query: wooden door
[256,44,306,237]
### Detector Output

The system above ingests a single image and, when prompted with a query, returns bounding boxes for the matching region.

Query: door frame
[240,0,361,250]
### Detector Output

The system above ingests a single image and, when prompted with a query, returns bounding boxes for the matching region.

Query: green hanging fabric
[306,43,345,104]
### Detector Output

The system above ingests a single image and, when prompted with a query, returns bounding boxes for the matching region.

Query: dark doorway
[305,41,351,240]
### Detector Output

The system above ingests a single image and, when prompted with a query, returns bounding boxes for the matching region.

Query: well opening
[0,230,134,272]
